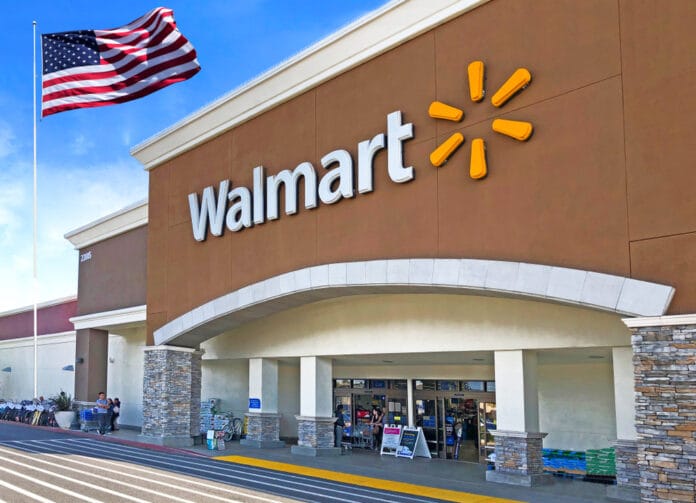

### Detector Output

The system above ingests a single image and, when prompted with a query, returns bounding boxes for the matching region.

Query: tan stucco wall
[538,362,616,450]
[201,294,630,360]
[0,333,75,400]
[106,328,146,428]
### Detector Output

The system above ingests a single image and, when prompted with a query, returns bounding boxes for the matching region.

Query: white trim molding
[131,0,489,170]
[0,332,76,349]
[154,259,674,347]
[70,305,146,331]
[0,296,76,318]
[622,313,696,328]
[143,345,199,354]
[64,199,148,250]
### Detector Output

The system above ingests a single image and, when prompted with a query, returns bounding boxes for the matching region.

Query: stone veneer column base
[240,412,285,448]
[630,324,696,503]
[606,439,639,502]
[141,346,202,447]
[291,416,340,457]
[485,430,552,487]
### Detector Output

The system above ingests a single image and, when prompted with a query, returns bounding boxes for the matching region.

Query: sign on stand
[380,425,402,456]
[395,427,431,459]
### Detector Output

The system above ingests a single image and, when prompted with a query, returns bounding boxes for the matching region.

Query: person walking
[111,397,121,431]
[95,392,109,435]
[334,404,345,448]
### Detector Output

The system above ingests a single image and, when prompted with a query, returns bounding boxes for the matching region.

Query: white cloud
[0,121,16,159]
[121,129,132,147]
[0,165,28,247]
[0,157,148,312]
[69,134,94,156]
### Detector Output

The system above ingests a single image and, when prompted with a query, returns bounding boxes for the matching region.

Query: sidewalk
[94,428,617,503]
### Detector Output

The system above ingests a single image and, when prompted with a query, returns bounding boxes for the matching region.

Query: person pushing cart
[95,392,109,435]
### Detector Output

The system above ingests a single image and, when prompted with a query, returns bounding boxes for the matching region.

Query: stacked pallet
[585,447,616,480]
[542,449,586,478]
[200,398,219,434]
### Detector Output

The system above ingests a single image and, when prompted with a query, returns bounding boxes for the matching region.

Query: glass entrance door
[478,401,497,462]
[415,396,483,461]
[441,397,479,461]
[415,398,439,456]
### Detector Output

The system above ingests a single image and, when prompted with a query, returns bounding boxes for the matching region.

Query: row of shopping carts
[0,400,59,427]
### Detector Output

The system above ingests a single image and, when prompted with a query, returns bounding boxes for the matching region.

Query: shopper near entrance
[370,407,385,449]
[334,404,345,448]
[111,397,121,431]
[95,392,109,435]
[107,398,115,428]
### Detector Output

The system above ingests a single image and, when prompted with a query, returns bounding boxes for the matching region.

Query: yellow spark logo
[429,61,533,180]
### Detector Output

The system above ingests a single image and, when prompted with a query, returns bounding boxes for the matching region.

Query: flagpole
[33,20,38,399]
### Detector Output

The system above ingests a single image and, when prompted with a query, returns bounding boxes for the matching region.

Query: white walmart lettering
[188,111,414,242]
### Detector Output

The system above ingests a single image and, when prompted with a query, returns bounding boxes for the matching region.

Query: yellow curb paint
[214,455,522,503]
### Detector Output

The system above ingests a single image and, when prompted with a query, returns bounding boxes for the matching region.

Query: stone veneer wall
[245,412,281,442]
[296,417,335,448]
[492,431,545,475]
[631,324,696,502]
[614,440,640,490]
[142,347,201,442]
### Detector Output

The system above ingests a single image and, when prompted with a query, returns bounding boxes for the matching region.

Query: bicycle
[220,413,243,441]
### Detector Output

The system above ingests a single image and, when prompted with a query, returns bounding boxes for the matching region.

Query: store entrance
[413,380,496,462]
[415,396,480,461]
[333,379,409,449]
[333,378,495,462]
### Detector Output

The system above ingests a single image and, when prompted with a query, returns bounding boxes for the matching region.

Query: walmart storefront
[64,0,695,500]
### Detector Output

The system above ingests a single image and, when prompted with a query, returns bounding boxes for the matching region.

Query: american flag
[41,7,200,117]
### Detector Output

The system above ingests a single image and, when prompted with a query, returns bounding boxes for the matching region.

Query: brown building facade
[112,1,695,500]
[143,0,696,335]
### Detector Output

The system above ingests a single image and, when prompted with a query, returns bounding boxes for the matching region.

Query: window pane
[461,381,485,391]
[414,380,436,391]
[437,380,458,391]
[391,380,408,390]
[334,379,351,388]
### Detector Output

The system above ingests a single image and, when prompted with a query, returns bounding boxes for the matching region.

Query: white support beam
[248,358,279,413]
[494,350,539,432]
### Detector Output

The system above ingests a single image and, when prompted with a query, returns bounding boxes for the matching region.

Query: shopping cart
[75,401,99,432]
[352,423,375,449]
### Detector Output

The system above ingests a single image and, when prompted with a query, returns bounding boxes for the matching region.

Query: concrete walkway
[94,428,618,503]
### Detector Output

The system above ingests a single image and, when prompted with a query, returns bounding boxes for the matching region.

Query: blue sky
[0,1,387,312]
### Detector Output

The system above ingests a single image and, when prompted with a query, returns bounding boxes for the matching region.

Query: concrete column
[241,358,284,448]
[407,378,414,427]
[292,356,339,457]
[140,346,201,448]
[612,347,638,441]
[607,347,640,502]
[486,350,550,487]
[248,358,278,413]
[626,320,696,503]
[74,328,108,401]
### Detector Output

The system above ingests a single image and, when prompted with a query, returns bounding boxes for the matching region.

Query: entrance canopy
[154,259,674,348]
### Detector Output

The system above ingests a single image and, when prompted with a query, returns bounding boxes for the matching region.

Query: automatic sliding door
[415,398,440,457]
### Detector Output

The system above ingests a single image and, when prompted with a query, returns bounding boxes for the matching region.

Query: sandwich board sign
[395,426,431,459]
[380,425,402,456]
